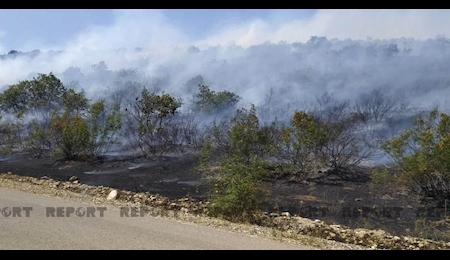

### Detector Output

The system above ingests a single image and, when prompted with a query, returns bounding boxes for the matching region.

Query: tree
[22,82,85,157]
[27,73,66,113]
[312,92,377,172]
[194,85,240,115]
[278,110,329,176]
[62,88,89,115]
[50,112,90,160]
[85,100,122,157]
[91,61,109,73]
[381,108,450,207]
[45,99,122,160]
[0,73,68,152]
[184,75,204,93]
[124,88,182,157]
[354,88,401,124]
[0,81,30,116]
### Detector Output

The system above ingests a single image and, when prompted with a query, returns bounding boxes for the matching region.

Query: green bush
[194,85,240,115]
[279,110,328,176]
[200,104,273,222]
[381,108,450,207]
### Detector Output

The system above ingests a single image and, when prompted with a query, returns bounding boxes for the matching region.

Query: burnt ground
[0,151,448,241]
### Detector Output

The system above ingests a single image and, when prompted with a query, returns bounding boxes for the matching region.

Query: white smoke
[0,9,450,111]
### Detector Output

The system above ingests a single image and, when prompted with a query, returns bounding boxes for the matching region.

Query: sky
[0,9,449,53]
[0,9,315,52]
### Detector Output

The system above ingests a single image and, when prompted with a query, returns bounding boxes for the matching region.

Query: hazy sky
[0,9,448,53]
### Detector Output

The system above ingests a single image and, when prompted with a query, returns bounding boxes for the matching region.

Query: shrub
[381,108,450,207]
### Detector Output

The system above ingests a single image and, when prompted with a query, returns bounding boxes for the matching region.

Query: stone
[281,212,291,217]
[107,190,118,200]
[69,176,78,182]
[381,194,394,200]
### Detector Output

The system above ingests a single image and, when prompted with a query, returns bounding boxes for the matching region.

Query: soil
[0,151,447,241]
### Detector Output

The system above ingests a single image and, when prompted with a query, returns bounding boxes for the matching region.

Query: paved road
[0,187,316,250]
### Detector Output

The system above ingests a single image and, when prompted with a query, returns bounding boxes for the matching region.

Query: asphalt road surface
[0,187,316,250]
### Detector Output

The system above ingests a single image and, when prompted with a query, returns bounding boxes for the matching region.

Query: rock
[281,212,291,217]
[381,194,394,200]
[40,176,50,180]
[73,180,79,184]
[107,190,118,200]
[69,176,78,182]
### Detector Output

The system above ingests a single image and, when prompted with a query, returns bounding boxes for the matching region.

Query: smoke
[1,9,450,114]
[195,9,450,48]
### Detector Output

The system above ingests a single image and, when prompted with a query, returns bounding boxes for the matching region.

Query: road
[0,187,316,250]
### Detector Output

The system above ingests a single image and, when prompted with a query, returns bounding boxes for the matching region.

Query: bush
[278,110,328,176]
[124,88,182,157]
[199,104,273,222]
[381,108,450,207]
[194,85,240,115]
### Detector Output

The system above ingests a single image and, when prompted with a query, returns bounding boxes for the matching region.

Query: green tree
[48,99,122,160]
[125,88,182,157]
[24,88,88,157]
[194,85,240,114]
[27,72,66,113]
[381,108,450,207]
[0,81,31,150]
[0,81,30,116]
[279,110,329,176]
[62,88,89,115]
[86,100,122,157]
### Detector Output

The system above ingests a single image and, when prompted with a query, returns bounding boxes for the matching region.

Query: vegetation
[198,104,275,222]
[1,71,450,233]
[382,108,450,207]
[124,87,183,157]
[278,110,328,176]
[194,85,240,115]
